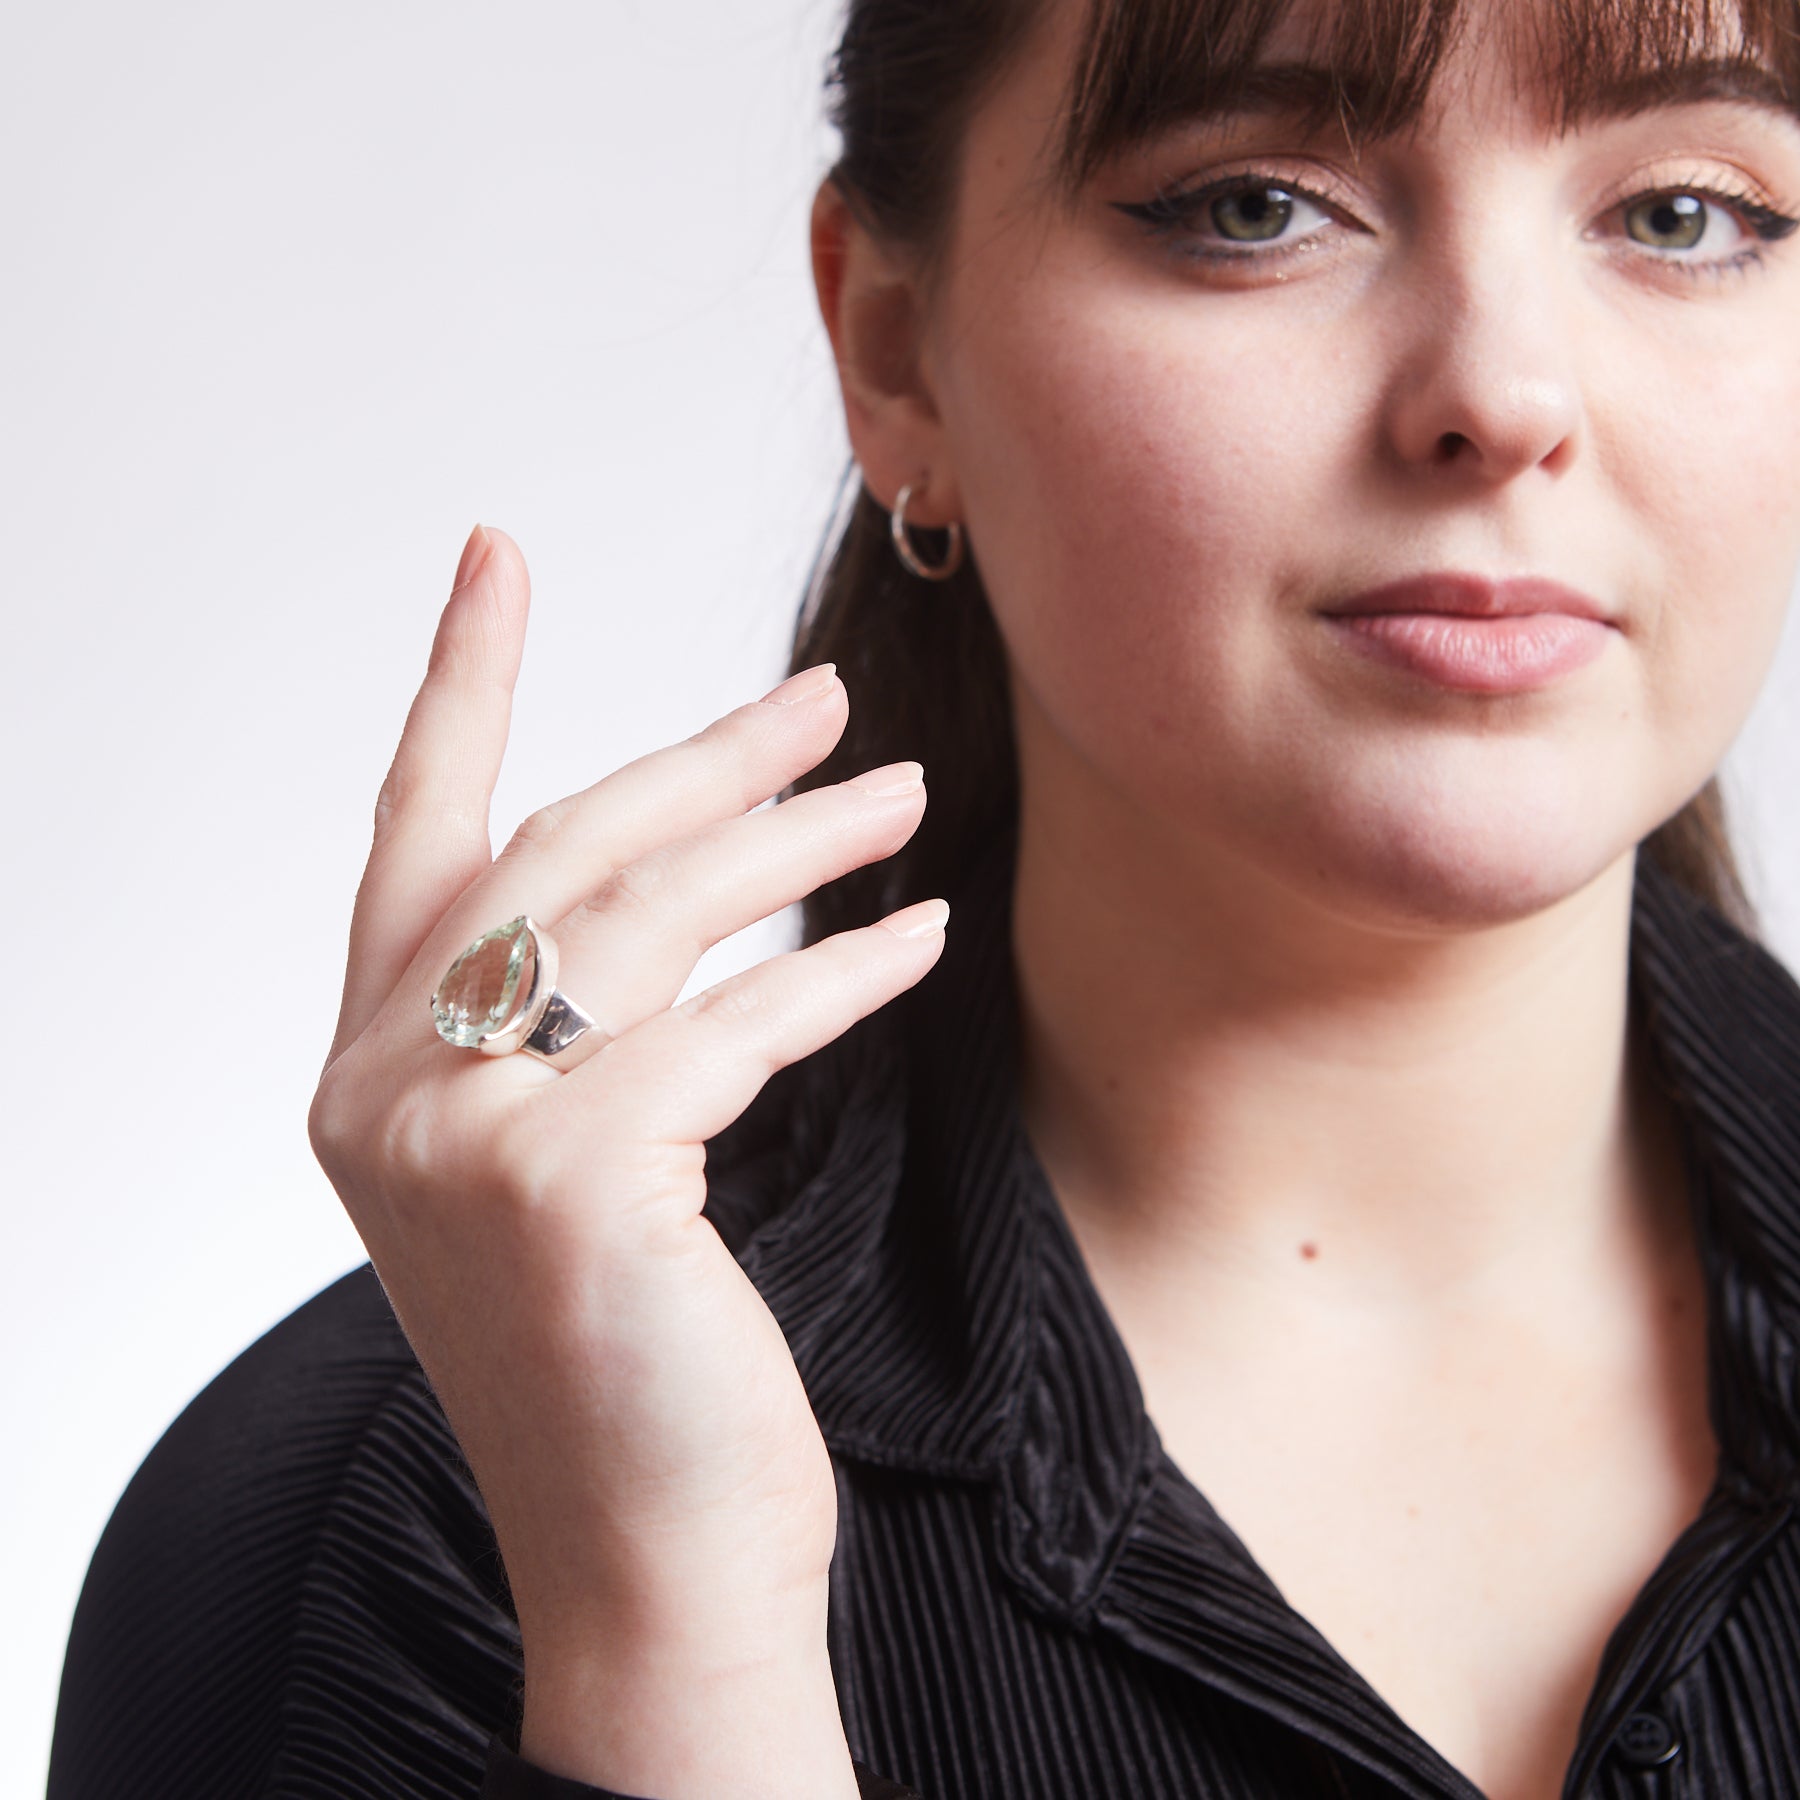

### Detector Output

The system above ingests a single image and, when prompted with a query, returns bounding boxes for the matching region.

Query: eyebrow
[1559,57,1800,129]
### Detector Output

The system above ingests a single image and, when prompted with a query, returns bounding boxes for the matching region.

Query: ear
[810,176,962,527]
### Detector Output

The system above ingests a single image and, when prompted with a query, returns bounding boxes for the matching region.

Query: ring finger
[543,757,928,1049]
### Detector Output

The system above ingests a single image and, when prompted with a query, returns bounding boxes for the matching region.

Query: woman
[48,0,1800,1795]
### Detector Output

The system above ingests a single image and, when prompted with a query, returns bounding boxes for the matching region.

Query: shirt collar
[732,824,1800,1609]
[1627,856,1800,1494]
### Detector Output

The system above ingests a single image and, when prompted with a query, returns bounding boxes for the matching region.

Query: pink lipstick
[1318,573,1616,694]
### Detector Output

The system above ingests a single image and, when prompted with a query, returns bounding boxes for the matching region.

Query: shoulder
[51,1265,520,1798]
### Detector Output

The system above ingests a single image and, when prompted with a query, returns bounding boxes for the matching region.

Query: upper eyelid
[1111,173,1344,231]
[1138,168,1346,211]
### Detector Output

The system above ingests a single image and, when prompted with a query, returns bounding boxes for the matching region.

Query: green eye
[1213,186,1297,243]
[1625,193,1709,251]
[1111,174,1337,266]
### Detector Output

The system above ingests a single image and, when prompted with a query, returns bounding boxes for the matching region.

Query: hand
[307,525,947,1798]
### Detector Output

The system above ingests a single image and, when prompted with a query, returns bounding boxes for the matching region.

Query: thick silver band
[520,986,600,1064]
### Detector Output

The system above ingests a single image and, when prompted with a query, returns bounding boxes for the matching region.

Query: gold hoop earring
[891,482,965,582]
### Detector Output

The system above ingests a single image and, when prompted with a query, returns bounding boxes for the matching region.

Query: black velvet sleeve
[49,1265,527,1797]
[49,1260,926,1800]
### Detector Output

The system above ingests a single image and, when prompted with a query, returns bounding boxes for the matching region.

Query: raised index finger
[327,525,530,1065]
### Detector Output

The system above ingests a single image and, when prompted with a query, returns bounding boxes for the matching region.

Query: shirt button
[1614,1710,1682,1769]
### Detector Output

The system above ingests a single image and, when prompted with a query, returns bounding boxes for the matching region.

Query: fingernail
[881,898,950,939]
[761,662,838,705]
[848,760,924,797]
[452,524,491,594]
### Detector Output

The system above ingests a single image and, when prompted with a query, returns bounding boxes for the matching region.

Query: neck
[1011,773,1687,1331]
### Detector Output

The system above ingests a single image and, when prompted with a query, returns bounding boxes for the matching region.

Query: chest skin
[1112,1175,1718,1800]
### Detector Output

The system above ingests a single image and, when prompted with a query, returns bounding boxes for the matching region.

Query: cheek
[1617,290,1800,529]
[1601,301,1800,752]
[939,276,1358,748]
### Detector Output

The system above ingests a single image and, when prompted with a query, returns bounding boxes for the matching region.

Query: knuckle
[481,1114,561,1216]
[592,846,674,918]
[373,763,485,845]
[558,892,603,937]
[373,1083,442,1191]
[810,781,920,856]
[679,717,735,773]
[367,1085,521,1233]
[689,711,802,810]
[307,1075,351,1168]
[504,798,571,856]
[372,770,404,836]
[674,724,743,794]
[311,1057,579,1246]
[372,760,435,837]
[309,1062,445,1230]
[692,704,757,748]
[680,970,773,1033]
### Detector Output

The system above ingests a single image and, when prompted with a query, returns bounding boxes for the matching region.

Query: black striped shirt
[49,827,1800,1798]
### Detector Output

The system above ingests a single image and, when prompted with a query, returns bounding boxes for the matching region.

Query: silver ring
[430,916,606,1072]
[891,482,965,582]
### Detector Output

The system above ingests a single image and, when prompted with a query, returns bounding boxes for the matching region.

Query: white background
[4,4,1799,1793]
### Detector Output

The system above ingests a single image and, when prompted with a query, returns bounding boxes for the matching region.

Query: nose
[1381,213,1586,483]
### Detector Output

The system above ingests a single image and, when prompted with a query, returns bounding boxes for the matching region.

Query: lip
[1317,572,1617,694]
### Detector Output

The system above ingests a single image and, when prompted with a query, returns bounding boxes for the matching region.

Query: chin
[1254,771,1650,936]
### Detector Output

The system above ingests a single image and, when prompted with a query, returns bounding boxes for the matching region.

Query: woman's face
[913,0,1800,929]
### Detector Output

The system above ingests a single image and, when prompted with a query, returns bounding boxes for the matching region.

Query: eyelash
[1115,170,1800,281]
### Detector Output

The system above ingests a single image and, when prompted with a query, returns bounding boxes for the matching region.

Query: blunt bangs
[1050,0,1800,192]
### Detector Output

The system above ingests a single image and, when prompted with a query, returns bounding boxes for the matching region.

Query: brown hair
[787,0,1794,946]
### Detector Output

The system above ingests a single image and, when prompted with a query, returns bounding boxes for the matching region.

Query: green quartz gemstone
[432,917,537,1048]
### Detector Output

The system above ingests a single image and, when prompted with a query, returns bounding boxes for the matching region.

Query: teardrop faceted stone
[432,917,537,1048]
